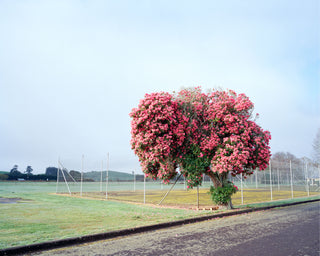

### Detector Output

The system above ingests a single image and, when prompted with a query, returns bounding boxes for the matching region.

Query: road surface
[29,201,319,256]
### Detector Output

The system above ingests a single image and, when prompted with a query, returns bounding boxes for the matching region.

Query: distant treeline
[0,172,56,181]
[0,166,57,181]
[0,167,145,182]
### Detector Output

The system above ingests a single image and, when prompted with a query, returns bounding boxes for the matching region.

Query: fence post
[241,173,244,205]
[305,162,309,197]
[144,175,146,204]
[270,160,273,201]
[106,153,109,200]
[290,160,293,199]
[255,169,258,189]
[100,160,103,192]
[56,158,60,194]
[197,186,199,208]
[81,155,84,197]
[133,171,136,192]
[277,168,280,190]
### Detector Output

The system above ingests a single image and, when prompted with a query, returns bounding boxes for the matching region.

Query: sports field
[0,181,319,249]
[82,186,319,207]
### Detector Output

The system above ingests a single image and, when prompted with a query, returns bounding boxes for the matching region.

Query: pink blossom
[130,88,271,185]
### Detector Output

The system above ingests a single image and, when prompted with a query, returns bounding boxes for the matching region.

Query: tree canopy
[25,166,33,175]
[130,87,271,191]
[10,165,21,177]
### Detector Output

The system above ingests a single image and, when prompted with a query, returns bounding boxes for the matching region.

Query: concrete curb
[1,198,319,256]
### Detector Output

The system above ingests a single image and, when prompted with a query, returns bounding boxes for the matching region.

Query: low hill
[83,170,145,182]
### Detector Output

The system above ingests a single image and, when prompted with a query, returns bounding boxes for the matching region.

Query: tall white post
[270,161,273,201]
[143,175,146,204]
[241,173,244,205]
[133,171,136,192]
[277,168,280,190]
[305,162,309,197]
[56,158,60,193]
[197,186,199,209]
[290,160,293,199]
[81,155,84,197]
[106,153,109,199]
[100,160,103,192]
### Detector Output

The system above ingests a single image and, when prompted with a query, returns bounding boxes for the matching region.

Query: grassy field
[70,187,320,208]
[0,181,319,249]
[104,186,319,206]
[0,182,213,249]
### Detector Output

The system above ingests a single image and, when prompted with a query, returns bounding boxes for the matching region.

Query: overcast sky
[0,0,319,174]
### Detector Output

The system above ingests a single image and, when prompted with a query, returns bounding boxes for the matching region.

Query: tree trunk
[207,171,227,187]
[207,171,234,210]
[227,199,233,209]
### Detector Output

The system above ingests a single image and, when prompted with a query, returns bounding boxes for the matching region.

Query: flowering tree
[130,88,271,208]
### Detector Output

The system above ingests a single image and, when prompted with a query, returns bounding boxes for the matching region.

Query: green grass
[0,182,212,249]
[236,195,320,209]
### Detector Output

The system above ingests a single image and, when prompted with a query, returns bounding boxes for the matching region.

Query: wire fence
[56,158,320,208]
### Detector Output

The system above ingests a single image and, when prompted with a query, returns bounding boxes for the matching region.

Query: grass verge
[235,195,320,209]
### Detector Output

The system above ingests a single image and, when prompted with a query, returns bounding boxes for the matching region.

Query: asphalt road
[29,201,319,256]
